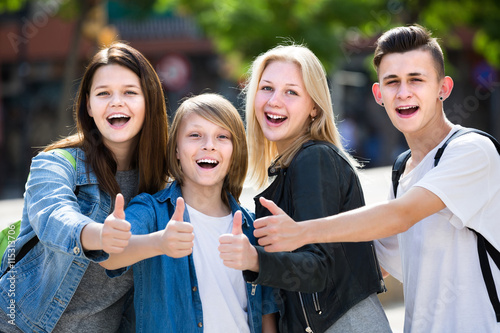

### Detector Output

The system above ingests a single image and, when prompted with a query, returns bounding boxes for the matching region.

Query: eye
[188,133,200,138]
[218,134,231,140]
[286,90,298,96]
[260,86,273,91]
[411,78,423,82]
[125,90,139,95]
[96,91,109,96]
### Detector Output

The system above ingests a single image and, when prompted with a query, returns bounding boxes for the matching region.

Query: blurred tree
[152,0,500,80]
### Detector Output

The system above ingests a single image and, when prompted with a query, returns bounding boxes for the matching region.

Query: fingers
[231,211,243,235]
[259,197,285,216]
[113,193,126,220]
[171,197,185,222]
[101,217,131,254]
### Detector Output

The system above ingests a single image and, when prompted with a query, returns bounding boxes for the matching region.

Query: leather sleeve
[244,143,363,292]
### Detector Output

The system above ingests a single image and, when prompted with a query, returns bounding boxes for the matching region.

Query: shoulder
[446,131,499,162]
[291,140,354,172]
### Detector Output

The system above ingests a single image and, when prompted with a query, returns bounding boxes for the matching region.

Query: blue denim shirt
[0,148,111,332]
[108,181,277,333]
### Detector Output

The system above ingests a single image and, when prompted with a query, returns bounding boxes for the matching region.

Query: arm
[100,196,194,270]
[254,186,445,252]
[262,313,278,333]
[246,144,356,291]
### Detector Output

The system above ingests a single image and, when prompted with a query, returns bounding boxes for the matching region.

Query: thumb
[232,211,243,235]
[172,197,185,222]
[113,193,126,220]
[259,197,284,216]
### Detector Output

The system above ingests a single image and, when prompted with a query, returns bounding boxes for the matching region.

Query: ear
[439,76,454,101]
[175,146,180,160]
[310,106,318,119]
[372,82,383,106]
[87,94,93,117]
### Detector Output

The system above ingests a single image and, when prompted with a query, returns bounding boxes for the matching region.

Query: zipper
[371,243,387,292]
[298,292,314,333]
[251,283,257,296]
[312,292,322,314]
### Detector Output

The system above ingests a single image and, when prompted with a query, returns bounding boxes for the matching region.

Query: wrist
[81,222,103,251]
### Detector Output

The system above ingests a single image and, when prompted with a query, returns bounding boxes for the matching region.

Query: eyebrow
[93,84,141,90]
[260,79,300,87]
[382,72,424,81]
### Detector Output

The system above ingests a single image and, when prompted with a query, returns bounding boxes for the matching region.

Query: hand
[160,197,194,258]
[253,197,305,252]
[101,194,132,254]
[218,211,259,271]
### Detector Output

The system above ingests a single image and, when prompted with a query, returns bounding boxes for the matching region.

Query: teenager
[101,93,277,333]
[220,44,390,333]
[252,25,500,332]
[0,43,169,332]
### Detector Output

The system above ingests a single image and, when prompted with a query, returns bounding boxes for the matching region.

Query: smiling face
[254,61,317,153]
[87,64,145,153]
[175,112,233,193]
[372,49,451,136]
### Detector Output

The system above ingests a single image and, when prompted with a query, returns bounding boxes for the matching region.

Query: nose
[267,91,282,108]
[110,93,124,107]
[202,136,216,151]
[396,82,412,100]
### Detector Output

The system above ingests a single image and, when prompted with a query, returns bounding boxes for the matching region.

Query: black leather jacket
[244,141,386,333]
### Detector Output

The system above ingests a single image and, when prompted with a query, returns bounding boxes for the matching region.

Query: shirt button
[197,322,203,328]
[192,286,197,292]
[73,246,80,255]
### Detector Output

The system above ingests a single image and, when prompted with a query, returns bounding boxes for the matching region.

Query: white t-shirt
[375,125,500,333]
[187,204,250,333]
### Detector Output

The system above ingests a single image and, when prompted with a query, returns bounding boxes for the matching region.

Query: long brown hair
[45,42,169,197]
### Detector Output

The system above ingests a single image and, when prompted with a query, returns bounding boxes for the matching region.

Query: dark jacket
[244,140,386,333]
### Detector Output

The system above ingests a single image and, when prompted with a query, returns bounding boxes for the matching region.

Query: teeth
[197,159,218,164]
[397,106,416,110]
[267,113,286,120]
[108,114,129,119]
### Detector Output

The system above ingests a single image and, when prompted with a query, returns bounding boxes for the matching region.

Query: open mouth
[396,106,419,117]
[266,112,287,124]
[196,158,219,169]
[107,114,130,126]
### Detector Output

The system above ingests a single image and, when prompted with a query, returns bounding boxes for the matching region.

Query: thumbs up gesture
[101,193,132,254]
[218,211,259,271]
[160,197,194,258]
[253,197,304,252]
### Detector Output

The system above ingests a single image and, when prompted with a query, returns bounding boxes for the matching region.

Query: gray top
[52,169,138,333]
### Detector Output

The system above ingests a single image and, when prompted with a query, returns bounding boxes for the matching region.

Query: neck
[107,142,136,171]
[181,183,230,217]
[405,116,453,166]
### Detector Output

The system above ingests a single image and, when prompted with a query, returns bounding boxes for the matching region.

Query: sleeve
[261,285,279,315]
[24,151,108,261]
[415,134,500,230]
[106,193,159,277]
[374,236,403,282]
[245,144,350,292]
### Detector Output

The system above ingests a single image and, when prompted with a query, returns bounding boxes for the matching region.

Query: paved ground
[0,166,405,332]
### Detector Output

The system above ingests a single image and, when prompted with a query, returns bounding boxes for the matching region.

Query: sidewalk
[0,166,405,332]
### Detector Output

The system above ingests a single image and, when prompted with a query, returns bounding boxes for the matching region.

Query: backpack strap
[432,128,500,322]
[391,149,411,197]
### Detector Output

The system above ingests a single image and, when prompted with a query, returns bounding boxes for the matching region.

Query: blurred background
[0,0,499,199]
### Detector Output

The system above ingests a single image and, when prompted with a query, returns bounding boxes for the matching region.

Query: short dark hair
[373,24,445,79]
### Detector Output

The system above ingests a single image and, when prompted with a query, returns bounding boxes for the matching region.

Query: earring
[311,116,316,122]
[439,96,443,101]
[381,102,384,106]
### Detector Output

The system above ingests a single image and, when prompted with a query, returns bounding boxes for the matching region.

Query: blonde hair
[243,44,358,189]
[167,93,248,204]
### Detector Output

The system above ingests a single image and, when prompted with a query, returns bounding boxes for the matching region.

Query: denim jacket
[0,148,112,332]
[107,181,278,333]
